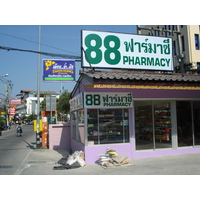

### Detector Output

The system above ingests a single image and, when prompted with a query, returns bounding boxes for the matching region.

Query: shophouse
[68,29,200,164]
[69,69,200,164]
[16,90,59,116]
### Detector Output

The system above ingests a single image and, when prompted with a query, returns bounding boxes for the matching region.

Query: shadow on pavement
[22,139,35,149]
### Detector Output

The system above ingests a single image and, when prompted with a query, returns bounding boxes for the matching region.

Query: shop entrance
[135,101,172,151]
[193,101,200,146]
[177,101,200,147]
[176,101,193,147]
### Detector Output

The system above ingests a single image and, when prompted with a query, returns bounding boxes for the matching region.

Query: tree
[0,116,5,126]
[40,98,46,111]
[57,90,71,114]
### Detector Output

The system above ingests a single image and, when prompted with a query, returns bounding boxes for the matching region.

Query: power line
[0,45,81,61]
[0,31,80,56]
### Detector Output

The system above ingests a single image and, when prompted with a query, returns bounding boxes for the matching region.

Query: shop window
[154,102,172,149]
[77,110,84,144]
[71,110,85,144]
[87,109,129,145]
[71,112,77,140]
[87,109,98,145]
[176,101,193,147]
[135,101,172,151]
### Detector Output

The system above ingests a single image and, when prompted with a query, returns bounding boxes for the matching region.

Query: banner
[82,30,173,71]
[10,99,21,105]
[9,107,16,115]
[43,59,75,82]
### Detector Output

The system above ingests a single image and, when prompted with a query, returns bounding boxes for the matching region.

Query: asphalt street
[1,125,200,175]
[0,124,35,175]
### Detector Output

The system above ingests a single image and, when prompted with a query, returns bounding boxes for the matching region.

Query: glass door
[135,101,154,150]
[176,101,193,147]
[193,101,200,146]
[135,100,172,151]
[154,101,172,149]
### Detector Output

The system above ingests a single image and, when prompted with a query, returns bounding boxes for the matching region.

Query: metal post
[136,25,141,35]
[0,74,12,128]
[36,25,41,149]
[4,82,8,127]
[176,25,184,73]
[50,95,52,124]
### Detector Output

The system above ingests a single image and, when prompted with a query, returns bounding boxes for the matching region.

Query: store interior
[135,100,172,150]
[87,109,129,145]
[135,100,200,150]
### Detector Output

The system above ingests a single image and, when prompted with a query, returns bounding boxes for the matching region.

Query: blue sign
[43,59,75,82]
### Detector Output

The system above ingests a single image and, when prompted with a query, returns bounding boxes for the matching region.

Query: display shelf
[135,104,172,142]
[87,108,129,144]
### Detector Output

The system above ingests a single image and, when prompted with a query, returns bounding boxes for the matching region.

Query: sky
[0,0,194,102]
[0,25,137,99]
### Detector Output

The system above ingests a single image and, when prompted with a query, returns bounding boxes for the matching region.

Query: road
[1,124,200,175]
[0,124,36,175]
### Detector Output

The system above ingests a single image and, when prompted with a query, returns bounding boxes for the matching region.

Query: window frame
[194,34,199,50]
[86,108,130,145]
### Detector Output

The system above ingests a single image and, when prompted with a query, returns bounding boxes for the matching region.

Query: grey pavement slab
[20,148,200,175]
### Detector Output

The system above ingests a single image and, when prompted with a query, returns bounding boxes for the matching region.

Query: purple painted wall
[85,143,133,164]
[69,80,200,164]
[132,147,200,159]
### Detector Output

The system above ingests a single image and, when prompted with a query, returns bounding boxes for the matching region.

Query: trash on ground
[98,148,134,169]
[53,151,85,170]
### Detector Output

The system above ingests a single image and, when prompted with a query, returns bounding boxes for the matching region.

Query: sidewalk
[20,148,200,175]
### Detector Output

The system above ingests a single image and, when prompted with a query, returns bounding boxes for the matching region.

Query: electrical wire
[0,32,80,56]
[0,45,81,60]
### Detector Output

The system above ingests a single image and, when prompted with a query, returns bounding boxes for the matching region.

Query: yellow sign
[33,120,43,132]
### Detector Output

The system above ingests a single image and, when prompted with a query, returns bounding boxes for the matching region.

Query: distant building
[139,25,200,73]
[15,90,59,116]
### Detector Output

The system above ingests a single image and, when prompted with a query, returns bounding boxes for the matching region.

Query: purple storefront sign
[43,59,75,82]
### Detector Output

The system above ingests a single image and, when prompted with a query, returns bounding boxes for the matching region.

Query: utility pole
[0,74,13,127]
[36,25,41,149]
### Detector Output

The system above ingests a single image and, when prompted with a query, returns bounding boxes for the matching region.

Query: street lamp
[1,74,9,78]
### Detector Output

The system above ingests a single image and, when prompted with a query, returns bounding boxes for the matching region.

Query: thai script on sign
[124,38,170,54]
[84,92,133,108]
[102,93,132,107]
[43,59,76,82]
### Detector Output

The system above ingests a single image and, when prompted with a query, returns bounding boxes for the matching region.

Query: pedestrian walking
[16,123,23,137]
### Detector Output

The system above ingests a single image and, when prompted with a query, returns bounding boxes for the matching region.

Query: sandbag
[66,155,77,165]
[112,155,128,164]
